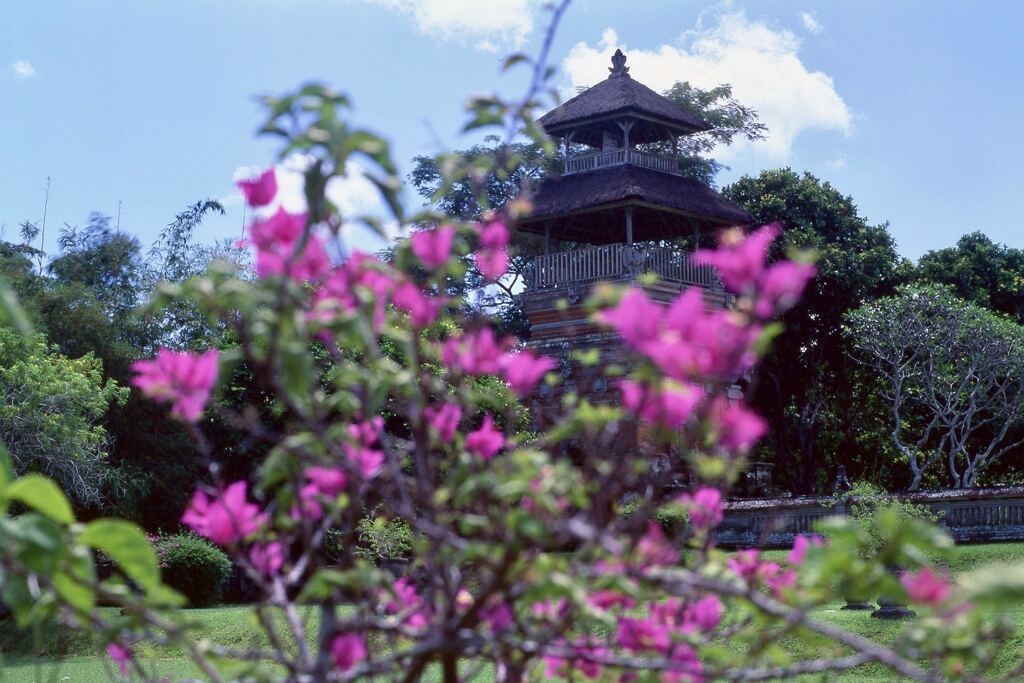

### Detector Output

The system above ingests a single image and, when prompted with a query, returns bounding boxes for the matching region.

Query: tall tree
[723,169,908,493]
[0,327,127,508]
[914,231,1024,324]
[655,82,767,185]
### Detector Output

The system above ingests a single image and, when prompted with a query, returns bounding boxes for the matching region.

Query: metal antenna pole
[38,176,50,274]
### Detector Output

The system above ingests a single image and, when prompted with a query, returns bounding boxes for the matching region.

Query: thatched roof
[519,164,753,244]
[539,52,710,147]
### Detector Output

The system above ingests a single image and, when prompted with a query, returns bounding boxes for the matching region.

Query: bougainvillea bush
[2,12,1024,683]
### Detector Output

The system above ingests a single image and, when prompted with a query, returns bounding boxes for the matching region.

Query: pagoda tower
[517,50,752,455]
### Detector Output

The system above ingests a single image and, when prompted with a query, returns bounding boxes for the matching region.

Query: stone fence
[714,486,1024,548]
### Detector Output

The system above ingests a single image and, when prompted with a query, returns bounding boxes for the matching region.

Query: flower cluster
[598,227,814,452]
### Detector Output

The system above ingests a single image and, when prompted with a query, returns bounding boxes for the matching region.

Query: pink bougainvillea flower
[106,642,131,677]
[480,600,514,633]
[250,541,284,577]
[131,348,219,422]
[237,167,278,207]
[636,522,678,567]
[728,550,787,593]
[787,534,824,566]
[544,644,607,680]
[901,567,951,605]
[305,466,348,497]
[693,223,779,293]
[650,597,687,630]
[425,402,461,444]
[182,481,265,546]
[617,616,671,653]
[765,568,797,598]
[474,247,508,282]
[386,578,430,629]
[621,380,700,431]
[662,643,704,683]
[343,418,385,479]
[478,220,510,250]
[597,287,663,350]
[589,590,637,612]
[530,597,570,620]
[710,398,767,453]
[686,595,723,633]
[728,550,765,582]
[465,414,505,460]
[442,327,506,375]
[474,219,510,282]
[249,208,331,282]
[392,281,443,327]
[754,261,817,318]
[310,252,396,332]
[294,482,325,520]
[411,225,456,269]
[678,487,724,532]
[501,351,556,396]
[294,466,349,520]
[647,299,761,382]
[330,633,367,672]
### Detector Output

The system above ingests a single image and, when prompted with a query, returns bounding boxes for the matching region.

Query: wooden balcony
[526,243,721,291]
[564,148,679,176]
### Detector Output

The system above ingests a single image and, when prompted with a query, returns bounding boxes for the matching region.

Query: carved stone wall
[715,486,1024,548]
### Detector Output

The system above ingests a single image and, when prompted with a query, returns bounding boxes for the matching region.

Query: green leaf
[53,567,95,613]
[0,279,32,336]
[959,564,1024,606]
[80,519,160,593]
[6,475,75,525]
[0,572,35,624]
[0,440,14,505]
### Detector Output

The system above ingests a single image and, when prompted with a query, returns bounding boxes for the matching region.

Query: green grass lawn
[3,543,1024,682]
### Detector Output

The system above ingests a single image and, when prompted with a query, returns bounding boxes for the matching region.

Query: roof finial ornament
[608,49,630,78]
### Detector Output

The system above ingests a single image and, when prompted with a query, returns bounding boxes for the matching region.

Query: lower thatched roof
[518,165,753,244]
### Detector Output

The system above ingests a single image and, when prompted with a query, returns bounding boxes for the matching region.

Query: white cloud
[232,155,403,253]
[360,0,538,50]
[799,11,823,35]
[825,154,847,169]
[561,11,852,160]
[11,60,36,79]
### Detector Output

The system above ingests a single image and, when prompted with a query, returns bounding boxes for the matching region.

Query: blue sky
[3,0,1023,261]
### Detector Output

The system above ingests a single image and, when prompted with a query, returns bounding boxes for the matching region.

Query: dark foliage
[724,169,909,494]
[155,533,233,607]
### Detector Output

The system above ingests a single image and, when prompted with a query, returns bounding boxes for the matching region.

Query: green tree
[655,81,767,185]
[723,169,909,493]
[914,231,1024,324]
[12,203,252,528]
[847,284,1024,489]
[0,327,127,507]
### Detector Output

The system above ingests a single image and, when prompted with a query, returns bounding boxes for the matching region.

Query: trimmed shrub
[155,532,232,607]
[356,514,412,561]
[619,498,690,538]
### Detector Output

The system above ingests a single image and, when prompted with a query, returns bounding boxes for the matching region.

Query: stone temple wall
[714,486,1024,548]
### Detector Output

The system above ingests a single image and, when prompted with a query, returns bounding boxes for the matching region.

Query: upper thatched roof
[518,164,753,244]
[539,50,710,147]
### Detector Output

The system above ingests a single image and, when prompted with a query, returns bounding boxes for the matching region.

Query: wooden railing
[529,243,718,290]
[564,148,679,175]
